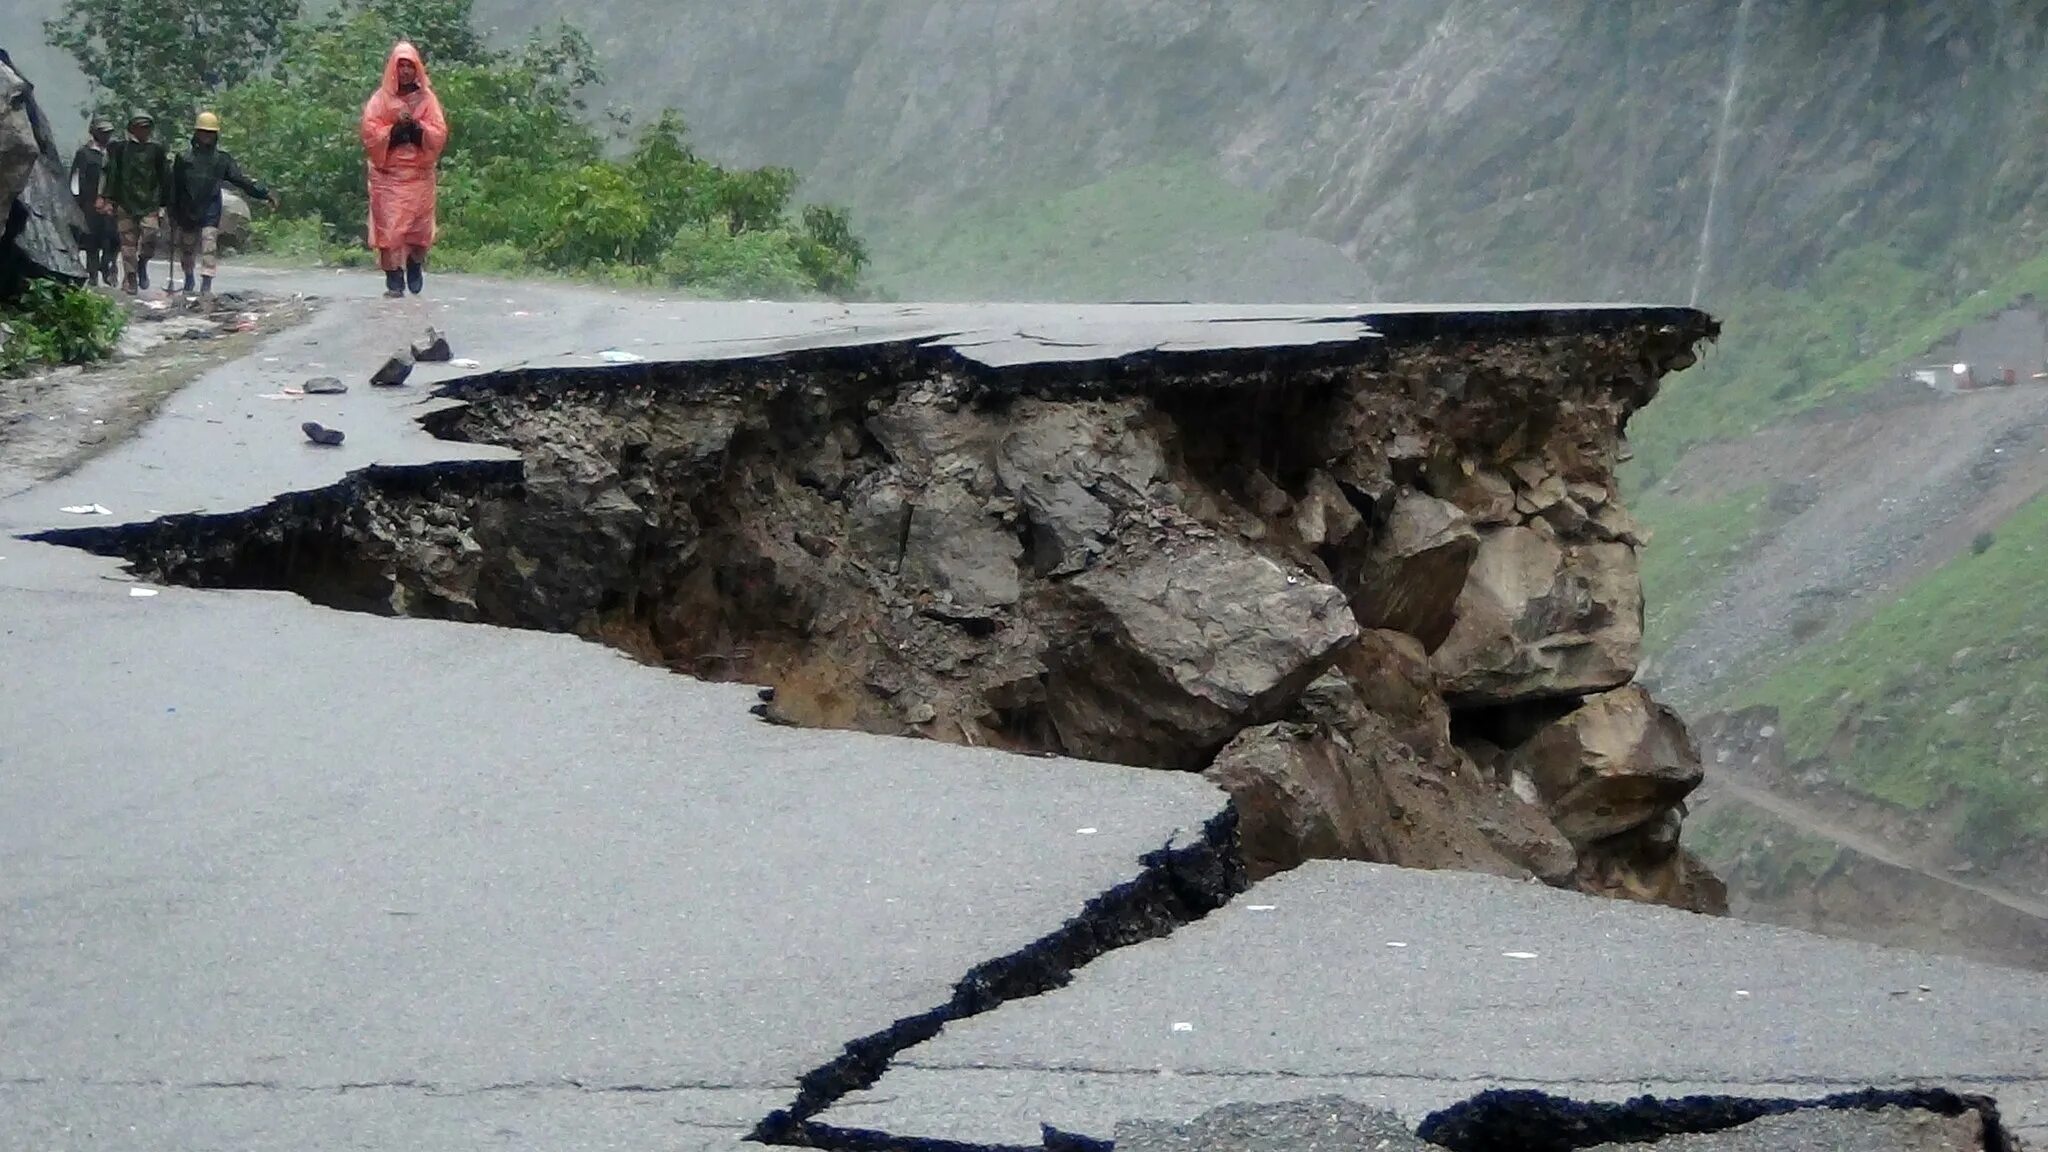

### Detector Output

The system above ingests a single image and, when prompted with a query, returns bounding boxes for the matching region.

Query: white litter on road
[1074,827,1098,836]
[450,357,481,368]
[598,349,646,363]
[1502,951,1539,960]
[60,504,113,516]
[129,588,160,598]
[1171,1022,1194,1033]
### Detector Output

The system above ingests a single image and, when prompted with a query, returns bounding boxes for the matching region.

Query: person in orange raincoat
[359,42,448,298]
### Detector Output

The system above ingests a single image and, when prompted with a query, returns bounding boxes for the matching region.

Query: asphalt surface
[9,271,2015,1150]
[823,863,2048,1146]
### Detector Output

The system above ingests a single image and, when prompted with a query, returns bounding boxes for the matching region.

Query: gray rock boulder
[1205,721,1393,878]
[1433,526,1641,704]
[996,402,1162,576]
[217,189,252,248]
[0,58,38,210]
[1349,492,1478,650]
[899,480,1023,609]
[1042,540,1358,769]
[1508,684,1704,847]
[1292,470,1366,550]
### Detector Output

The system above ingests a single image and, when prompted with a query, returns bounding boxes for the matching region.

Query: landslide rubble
[41,313,1725,912]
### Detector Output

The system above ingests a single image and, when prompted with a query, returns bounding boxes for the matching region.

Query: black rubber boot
[182,270,195,294]
[136,263,150,291]
[384,268,405,298]
[405,259,424,296]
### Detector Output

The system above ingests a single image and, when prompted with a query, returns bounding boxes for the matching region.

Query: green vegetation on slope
[1,280,126,376]
[1629,243,2048,487]
[1687,802,1842,902]
[1635,485,1772,657]
[1729,495,2048,866]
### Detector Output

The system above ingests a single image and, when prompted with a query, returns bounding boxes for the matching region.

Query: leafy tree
[45,0,300,119]
[202,0,870,297]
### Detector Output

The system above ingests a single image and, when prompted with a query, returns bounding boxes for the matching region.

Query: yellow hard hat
[194,111,221,133]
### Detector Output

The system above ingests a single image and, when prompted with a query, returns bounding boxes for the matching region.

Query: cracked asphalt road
[7,271,2036,1150]
[824,863,2048,1145]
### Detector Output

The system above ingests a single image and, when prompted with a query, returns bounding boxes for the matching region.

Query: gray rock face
[1043,541,1358,769]
[1350,492,1478,650]
[1433,526,1641,704]
[900,480,1023,609]
[0,59,38,211]
[1509,684,1704,847]
[996,402,1162,577]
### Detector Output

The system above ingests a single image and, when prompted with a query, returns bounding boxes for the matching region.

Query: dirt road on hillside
[1650,381,2048,700]
[1701,770,2048,923]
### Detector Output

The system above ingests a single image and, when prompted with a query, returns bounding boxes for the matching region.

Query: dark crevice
[1417,1086,2016,1152]
[749,807,1246,1151]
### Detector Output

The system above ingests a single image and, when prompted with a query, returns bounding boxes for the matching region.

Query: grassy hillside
[1726,493,2048,867]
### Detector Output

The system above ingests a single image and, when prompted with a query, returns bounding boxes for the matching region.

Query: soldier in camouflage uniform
[68,116,119,286]
[168,111,275,303]
[98,110,170,294]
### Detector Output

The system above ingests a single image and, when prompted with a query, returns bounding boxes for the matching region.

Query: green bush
[0,279,126,376]
[57,0,868,298]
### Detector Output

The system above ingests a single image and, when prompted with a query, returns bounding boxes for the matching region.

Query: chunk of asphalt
[301,422,344,447]
[302,377,347,395]
[412,328,453,363]
[1114,1097,1432,1152]
[370,354,414,387]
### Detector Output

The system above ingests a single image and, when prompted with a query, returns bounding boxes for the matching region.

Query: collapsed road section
[36,305,1724,915]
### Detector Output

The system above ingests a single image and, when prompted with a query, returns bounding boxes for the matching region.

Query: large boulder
[1348,492,1478,649]
[1205,721,1393,879]
[0,50,85,288]
[1206,712,1575,885]
[996,402,1163,576]
[1041,539,1359,769]
[1507,684,1704,847]
[0,58,38,208]
[217,189,252,249]
[1432,526,1641,704]
[899,480,1023,609]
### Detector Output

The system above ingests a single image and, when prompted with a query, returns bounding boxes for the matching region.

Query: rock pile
[69,313,1726,911]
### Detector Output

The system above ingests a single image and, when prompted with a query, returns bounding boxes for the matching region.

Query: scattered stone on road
[370,353,414,387]
[303,377,348,395]
[302,421,344,446]
[412,328,453,363]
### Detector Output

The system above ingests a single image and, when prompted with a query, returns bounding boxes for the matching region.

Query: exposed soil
[35,311,1731,915]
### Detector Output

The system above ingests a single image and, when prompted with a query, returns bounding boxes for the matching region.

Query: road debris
[303,377,348,395]
[302,422,345,447]
[60,504,113,515]
[371,354,414,387]
[128,587,159,598]
[412,327,453,363]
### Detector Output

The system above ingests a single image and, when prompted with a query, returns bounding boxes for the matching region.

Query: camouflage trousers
[169,224,220,278]
[115,210,161,285]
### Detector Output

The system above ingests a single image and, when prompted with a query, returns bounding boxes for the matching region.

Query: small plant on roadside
[0,279,126,376]
[1972,531,1996,556]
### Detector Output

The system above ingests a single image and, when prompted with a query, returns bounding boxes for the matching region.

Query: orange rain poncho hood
[359,42,448,254]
